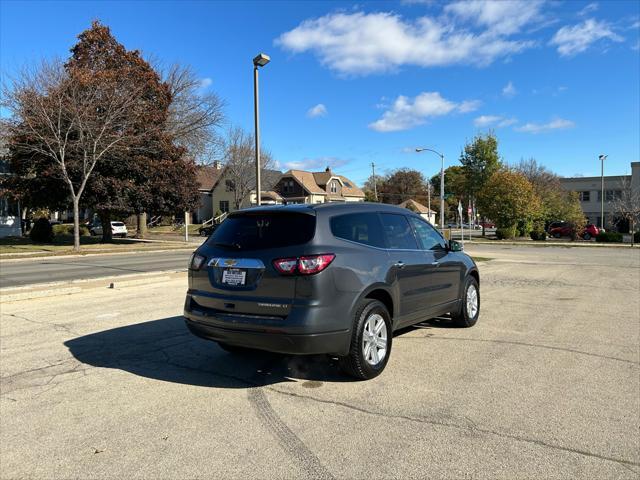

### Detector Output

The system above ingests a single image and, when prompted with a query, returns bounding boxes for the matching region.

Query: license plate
[222,268,246,286]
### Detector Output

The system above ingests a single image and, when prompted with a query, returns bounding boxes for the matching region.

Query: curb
[0,270,187,303]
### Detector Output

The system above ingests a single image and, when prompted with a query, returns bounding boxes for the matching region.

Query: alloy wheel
[466,284,478,318]
[362,313,387,366]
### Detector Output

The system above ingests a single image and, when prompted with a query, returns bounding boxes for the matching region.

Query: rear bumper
[184,317,349,355]
[183,298,351,355]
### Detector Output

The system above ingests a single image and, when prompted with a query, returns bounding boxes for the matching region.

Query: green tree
[429,166,467,222]
[459,133,502,232]
[459,133,501,196]
[429,165,467,199]
[476,169,542,238]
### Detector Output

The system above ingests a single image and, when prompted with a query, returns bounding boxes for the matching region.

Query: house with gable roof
[273,166,365,204]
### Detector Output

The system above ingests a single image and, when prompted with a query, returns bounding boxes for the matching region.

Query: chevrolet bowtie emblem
[224,259,237,267]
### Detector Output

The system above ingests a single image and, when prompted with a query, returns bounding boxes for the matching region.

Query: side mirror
[449,240,463,252]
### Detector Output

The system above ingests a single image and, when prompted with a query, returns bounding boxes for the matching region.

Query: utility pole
[371,162,378,201]
[599,154,607,229]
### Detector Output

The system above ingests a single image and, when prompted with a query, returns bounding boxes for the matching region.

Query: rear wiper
[214,241,242,249]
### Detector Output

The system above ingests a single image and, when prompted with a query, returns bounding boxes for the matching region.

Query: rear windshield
[208,212,316,250]
[112,222,125,227]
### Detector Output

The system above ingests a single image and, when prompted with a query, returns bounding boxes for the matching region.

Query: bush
[530,229,547,241]
[52,223,89,236]
[29,218,54,243]
[496,225,517,240]
[517,219,532,237]
[596,232,623,243]
[634,231,640,243]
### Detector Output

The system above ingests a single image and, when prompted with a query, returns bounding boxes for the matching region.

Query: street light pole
[416,147,445,230]
[253,53,270,206]
[439,152,444,230]
[599,154,607,229]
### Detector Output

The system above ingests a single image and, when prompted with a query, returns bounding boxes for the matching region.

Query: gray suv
[184,203,480,379]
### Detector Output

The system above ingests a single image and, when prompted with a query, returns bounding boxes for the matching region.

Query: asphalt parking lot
[1,244,638,479]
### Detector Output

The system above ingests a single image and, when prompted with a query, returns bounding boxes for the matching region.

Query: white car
[90,221,128,238]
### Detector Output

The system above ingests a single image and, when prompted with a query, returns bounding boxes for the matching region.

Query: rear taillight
[298,254,335,274]
[273,257,298,274]
[189,253,206,270]
[273,254,335,275]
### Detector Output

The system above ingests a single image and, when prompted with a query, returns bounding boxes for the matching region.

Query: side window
[330,213,386,248]
[408,216,446,250]
[379,213,418,250]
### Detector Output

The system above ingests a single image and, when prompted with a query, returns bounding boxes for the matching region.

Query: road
[1,244,638,479]
[0,250,194,288]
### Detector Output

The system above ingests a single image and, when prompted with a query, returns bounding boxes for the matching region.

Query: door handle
[394,261,406,269]
[431,261,440,267]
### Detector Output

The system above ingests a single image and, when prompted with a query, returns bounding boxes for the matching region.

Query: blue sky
[1,0,639,186]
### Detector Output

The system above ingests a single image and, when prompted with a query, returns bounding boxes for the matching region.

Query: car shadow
[393,316,460,337]
[64,316,354,388]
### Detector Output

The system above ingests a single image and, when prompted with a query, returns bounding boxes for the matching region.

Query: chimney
[213,160,221,170]
[325,166,331,173]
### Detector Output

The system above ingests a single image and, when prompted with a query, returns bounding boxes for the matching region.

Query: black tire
[339,299,392,380]
[451,276,480,328]
[583,233,591,240]
[90,230,96,236]
[217,342,253,354]
[553,232,561,238]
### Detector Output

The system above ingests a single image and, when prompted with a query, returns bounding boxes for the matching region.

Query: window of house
[225,179,235,192]
[578,191,590,202]
[219,200,229,213]
[282,179,295,194]
[330,181,338,193]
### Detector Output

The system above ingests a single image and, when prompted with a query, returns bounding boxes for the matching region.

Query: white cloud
[306,103,328,118]
[275,7,539,75]
[281,157,349,171]
[473,115,517,127]
[473,115,518,128]
[198,77,213,90]
[369,91,480,132]
[502,81,517,97]
[458,100,482,112]
[550,19,623,56]
[578,2,598,17]
[515,118,575,133]
[444,0,545,36]
[474,115,502,127]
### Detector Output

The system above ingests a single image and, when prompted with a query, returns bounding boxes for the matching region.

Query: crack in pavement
[3,312,81,337]
[266,386,640,470]
[395,335,640,365]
